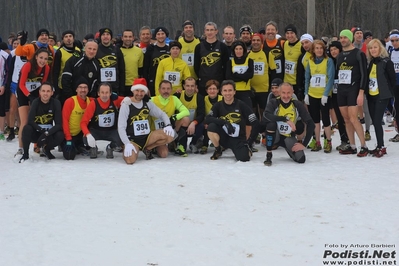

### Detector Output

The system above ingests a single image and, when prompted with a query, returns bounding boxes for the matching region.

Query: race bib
[25,82,41,92]
[391,55,399,73]
[164,71,181,86]
[38,124,53,130]
[277,121,292,135]
[338,70,352,84]
[98,112,115,127]
[285,60,295,75]
[310,74,326,88]
[222,123,240,137]
[233,65,248,74]
[182,53,194,66]
[369,78,378,92]
[275,59,282,74]
[154,119,165,130]
[333,79,339,94]
[101,67,116,82]
[254,62,265,75]
[188,109,195,121]
[133,120,150,136]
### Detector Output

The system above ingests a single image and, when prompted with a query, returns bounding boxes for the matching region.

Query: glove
[321,96,328,106]
[64,141,73,152]
[169,114,177,127]
[110,92,118,101]
[304,94,310,105]
[86,133,96,148]
[17,30,28,45]
[122,96,132,105]
[37,132,48,147]
[224,122,235,135]
[163,125,175,137]
[123,143,137,157]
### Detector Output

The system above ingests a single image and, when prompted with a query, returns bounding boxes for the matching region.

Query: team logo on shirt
[339,62,353,70]
[95,109,115,121]
[153,54,171,66]
[98,55,117,67]
[129,109,150,125]
[34,114,53,124]
[221,112,241,124]
[201,52,221,67]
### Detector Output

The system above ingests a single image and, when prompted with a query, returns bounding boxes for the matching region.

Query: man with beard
[52,30,81,104]
[143,27,170,96]
[178,20,200,79]
[239,25,253,52]
[96,27,125,95]
[263,21,285,82]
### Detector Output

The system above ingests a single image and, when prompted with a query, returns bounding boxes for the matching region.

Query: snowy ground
[1,124,398,266]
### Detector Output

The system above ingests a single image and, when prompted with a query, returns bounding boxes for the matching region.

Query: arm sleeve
[80,100,96,136]
[48,99,62,135]
[52,50,62,93]
[193,94,205,124]
[204,102,224,125]
[27,99,42,132]
[42,65,50,83]
[324,58,335,96]
[18,63,31,97]
[174,96,190,120]
[117,103,131,145]
[262,99,287,123]
[147,101,171,125]
[62,98,75,140]
[194,43,201,77]
[304,64,310,95]
[295,101,315,146]
[61,57,75,99]
[358,50,368,90]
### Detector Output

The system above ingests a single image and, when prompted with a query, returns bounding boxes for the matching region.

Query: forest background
[1,0,398,42]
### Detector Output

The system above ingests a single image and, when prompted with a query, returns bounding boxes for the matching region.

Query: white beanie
[300,33,314,43]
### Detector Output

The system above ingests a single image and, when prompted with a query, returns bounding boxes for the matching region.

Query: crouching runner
[118,78,175,164]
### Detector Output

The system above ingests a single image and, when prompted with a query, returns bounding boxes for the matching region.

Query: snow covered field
[1,125,398,266]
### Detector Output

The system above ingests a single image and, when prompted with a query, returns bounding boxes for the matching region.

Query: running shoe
[365,130,371,141]
[389,134,399,142]
[210,147,222,160]
[339,145,357,155]
[106,144,114,159]
[357,146,369,157]
[143,149,154,160]
[175,144,188,157]
[324,140,332,153]
[199,146,208,154]
[263,152,273,166]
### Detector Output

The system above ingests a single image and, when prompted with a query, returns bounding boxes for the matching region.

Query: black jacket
[367,57,396,100]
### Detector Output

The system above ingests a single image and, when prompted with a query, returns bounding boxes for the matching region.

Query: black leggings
[368,97,389,148]
[22,124,64,156]
[308,95,331,126]
[331,94,348,143]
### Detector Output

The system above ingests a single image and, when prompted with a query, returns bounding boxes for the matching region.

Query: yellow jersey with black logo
[284,41,302,85]
[231,57,251,91]
[180,92,198,121]
[248,50,273,92]
[368,63,379,96]
[308,58,328,98]
[69,96,91,136]
[58,47,81,88]
[275,99,299,137]
[302,52,312,69]
[205,95,223,114]
[179,37,200,79]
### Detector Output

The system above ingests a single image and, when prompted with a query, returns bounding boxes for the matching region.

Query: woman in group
[328,41,349,151]
[366,39,396,157]
[15,48,50,156]
[304,40,335,152]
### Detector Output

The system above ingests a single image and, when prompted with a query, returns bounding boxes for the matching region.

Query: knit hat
[62,30,75,39]
[182,20,195,29]
[252,33,263,43]
[329,41,343,53]
[258,27,266,34]
[153,27,169,38]
[231,40,247,57]
[271,78,283,87]
[131,78,149,94]
[363,31,373,40]
[99,28,113,38]
[300,33,313,43]
[74,77,89,90]
[351,27,362,34]
[284,24,297,35]
[48,33,57,42]
[240,25,253,36]
[169,41,182,49]
[340,29,353,42]
[36,29,49,39]
[84,33,95,41]
[390,30,399,39]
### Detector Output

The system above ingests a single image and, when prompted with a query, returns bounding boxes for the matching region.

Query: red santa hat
[131,78,149,94]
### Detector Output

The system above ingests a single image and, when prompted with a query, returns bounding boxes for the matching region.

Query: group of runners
[0,20,397,165]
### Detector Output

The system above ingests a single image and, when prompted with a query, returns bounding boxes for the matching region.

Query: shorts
[17,89,38,107]
[10,82,18,95]
[337,88,359,107]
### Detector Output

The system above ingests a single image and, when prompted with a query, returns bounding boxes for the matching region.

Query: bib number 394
[133,120,150,136]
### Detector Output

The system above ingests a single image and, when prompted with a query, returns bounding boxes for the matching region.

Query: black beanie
[84,33,94,40]
[0,42,9,50]
[153,27,169,39]
[231,40,247,57]
[284,24,297,35]
[271,78,283,87]
[74,77,89,90]
[329,41,343,53]
[36,29,50,39]
[99,28,113,38]
[169,41,182,49]
[62,30,75,39]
